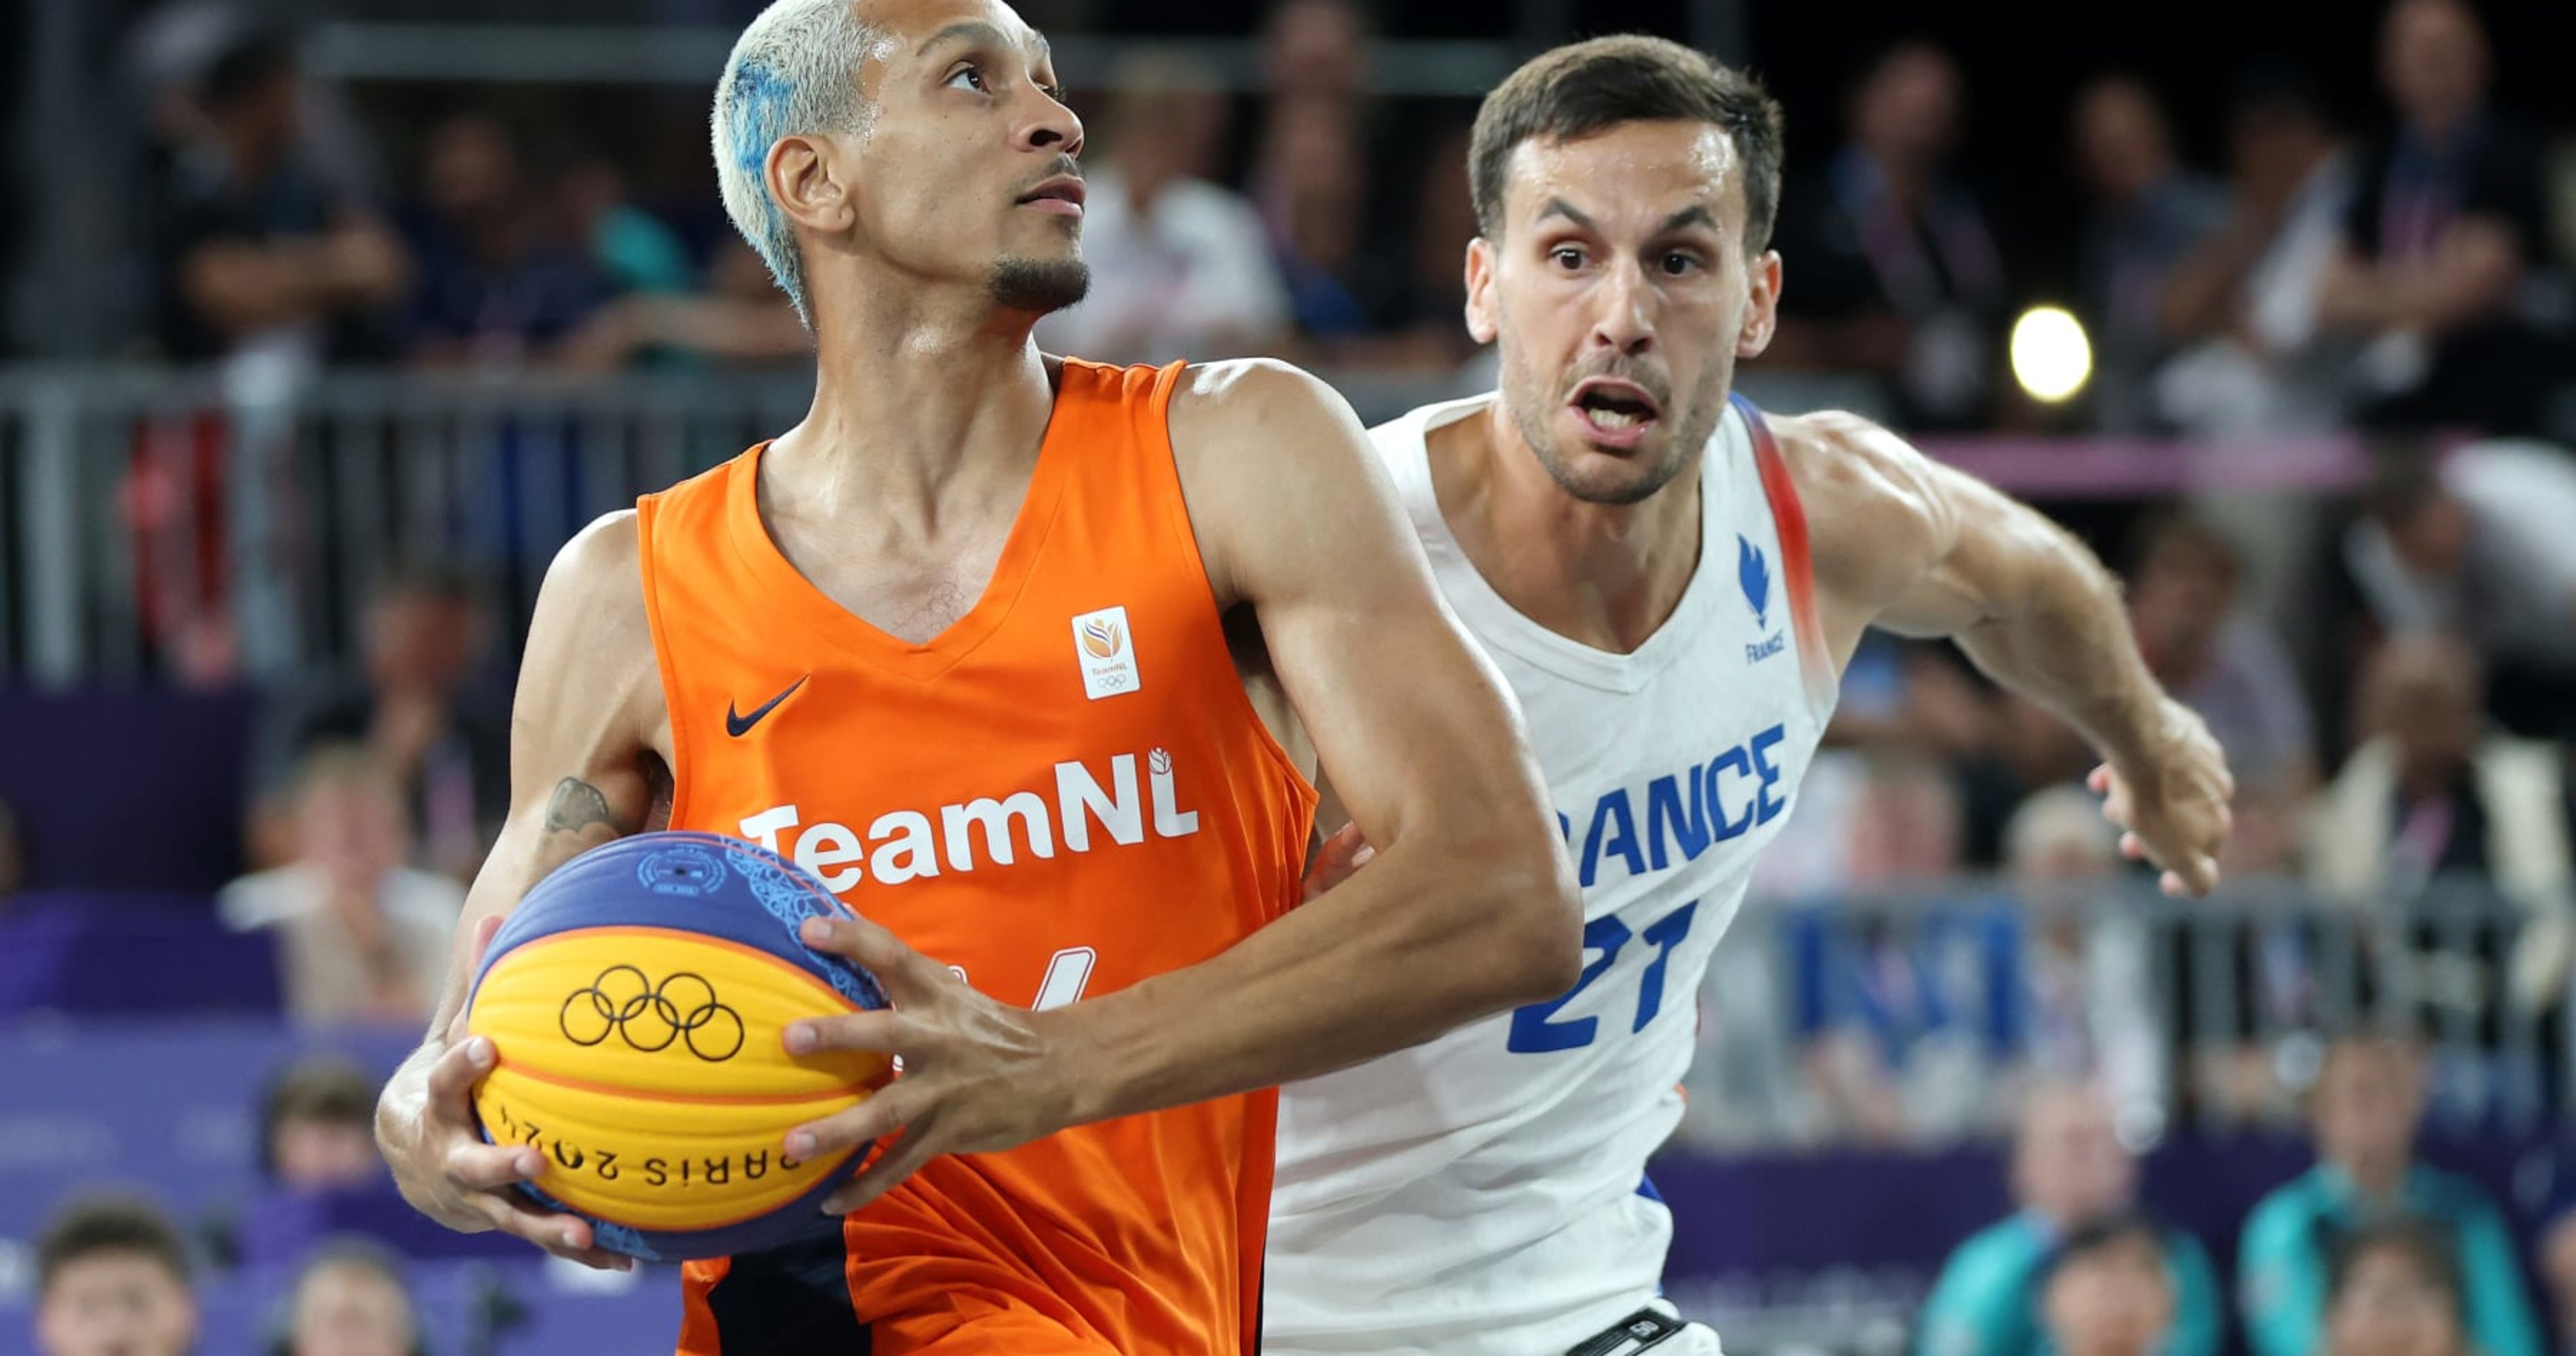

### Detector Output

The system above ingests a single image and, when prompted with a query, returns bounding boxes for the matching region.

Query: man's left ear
[1737,250,1782,358]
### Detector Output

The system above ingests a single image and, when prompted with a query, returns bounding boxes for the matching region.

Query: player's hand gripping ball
[462,832,891,1261]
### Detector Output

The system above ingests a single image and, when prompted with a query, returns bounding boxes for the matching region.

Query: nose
[1022,85,1083,159]
[1588,262,1655,358]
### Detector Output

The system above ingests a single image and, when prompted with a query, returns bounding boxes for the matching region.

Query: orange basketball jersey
[635,359,1317,1355]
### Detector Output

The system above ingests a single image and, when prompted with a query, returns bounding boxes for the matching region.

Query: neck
[2341,1153,2409,1202]
[1436,399,1704,654]
[777,274,1060,519]
[2409,102,2477,148]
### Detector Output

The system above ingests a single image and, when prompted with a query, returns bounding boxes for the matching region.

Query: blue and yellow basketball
[463,831,890,1261]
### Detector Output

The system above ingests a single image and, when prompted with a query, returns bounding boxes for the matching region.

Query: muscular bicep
[1180,363,1550,853]
[426,513,667,1032]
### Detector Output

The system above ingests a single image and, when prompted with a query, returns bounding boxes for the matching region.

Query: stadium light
[2009,305,2092,404]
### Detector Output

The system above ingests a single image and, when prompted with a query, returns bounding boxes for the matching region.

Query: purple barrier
[0,893,279,1016]
[0,1022,418,1245]
[0,686,259,892]
[237,1186,540,1269]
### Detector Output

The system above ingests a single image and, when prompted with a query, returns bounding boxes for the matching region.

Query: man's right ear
[1464,237,1499,346]
[766,134,854,237]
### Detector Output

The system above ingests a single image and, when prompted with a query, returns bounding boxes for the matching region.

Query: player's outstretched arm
[1782,410,2234,894]
[375,512,666,1269]
[782,361,1583,1212]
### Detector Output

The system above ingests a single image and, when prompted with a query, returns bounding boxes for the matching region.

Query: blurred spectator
[281,1239,420,1356]
[2157,68,2360,436]
[2541,1208,2576,1356]
[1793,752,2021,1143]
[1767,40,2009,431]
[556,157,695,300]
[1034,52,1289,365]
[33,1197,198,1356]
[560,238,811,371]
[2036,1214,2185,1356]
[2125,514,2317,799]
[152,23,408,368]
[1260,0,1367,106]
[2341,443,2576,740]
[2008,788,2167,1130]
[401,115,612,367]
[2238,1034,2541,1356]
[1249,0,1414,351]
[221,746,463,1029]
[2319,1219,2474,1356]
[252,561,508,879]
[1919,1087,2221,1356]
[2319,0,2564,437]
[2306,635,2576,1019]
[261,1058,384,1191]
[2071,76,2226,433]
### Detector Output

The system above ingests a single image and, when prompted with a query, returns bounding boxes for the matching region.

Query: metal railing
[1679,877,2568,1153]
[0,361,2399,687]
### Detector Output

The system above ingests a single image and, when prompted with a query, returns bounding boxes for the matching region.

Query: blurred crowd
[104,0,2576,439]
[12,0,2576,1352]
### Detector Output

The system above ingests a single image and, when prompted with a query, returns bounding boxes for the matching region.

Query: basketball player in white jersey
[1266,37,2234,1356]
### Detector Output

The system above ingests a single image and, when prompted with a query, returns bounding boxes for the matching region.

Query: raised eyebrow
[1537,197,1598,233]
[918,20,1009,58]
[1657,205,1718,237]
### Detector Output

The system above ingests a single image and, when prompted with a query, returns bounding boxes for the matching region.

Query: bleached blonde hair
[710,0,880,325]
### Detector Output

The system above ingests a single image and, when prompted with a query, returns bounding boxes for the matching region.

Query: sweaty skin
[376,0,1579,1269]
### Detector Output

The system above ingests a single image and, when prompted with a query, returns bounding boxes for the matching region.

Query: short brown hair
[37,1197,192,1298]
[1469,35,1785,254]
[261,1056,380,1172]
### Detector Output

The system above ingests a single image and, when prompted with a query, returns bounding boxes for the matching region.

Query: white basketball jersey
[1266,393,1837,1355]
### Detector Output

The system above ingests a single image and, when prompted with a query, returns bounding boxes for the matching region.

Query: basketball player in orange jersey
[371,0,1584,1351]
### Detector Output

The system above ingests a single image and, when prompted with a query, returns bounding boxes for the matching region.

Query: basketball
[462,831,891,1262]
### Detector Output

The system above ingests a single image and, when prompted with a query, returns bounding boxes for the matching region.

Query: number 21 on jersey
[1506,900,1697,1053]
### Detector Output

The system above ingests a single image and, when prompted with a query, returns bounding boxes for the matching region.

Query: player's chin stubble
[990,257,1091,314]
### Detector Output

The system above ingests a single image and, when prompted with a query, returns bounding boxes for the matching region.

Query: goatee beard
[990,257,1091,314]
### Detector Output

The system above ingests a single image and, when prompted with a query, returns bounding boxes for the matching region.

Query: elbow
[1477,837,1586,1006]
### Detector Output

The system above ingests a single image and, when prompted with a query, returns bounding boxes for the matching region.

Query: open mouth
[1568,378,1663,443]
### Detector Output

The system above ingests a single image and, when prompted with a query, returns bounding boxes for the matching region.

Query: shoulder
[1165,359,1423,603]
[1167,359,1382,492]
[523,511,658,693]
[2420,1165,2508,1218]
[1759,407,1955,600]
[1941,1218,2042,1279]
[2242,1174,2325,1243]
[538,510,647,630]
[1170,357,1356,431]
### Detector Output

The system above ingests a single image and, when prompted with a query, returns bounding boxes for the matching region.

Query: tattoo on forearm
[544,778,622,836]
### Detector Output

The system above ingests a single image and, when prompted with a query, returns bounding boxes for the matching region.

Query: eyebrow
[1537,197,1597,231]
[918,19,1050,69]
[1659,205,1717,235]
[1537,199,1720,238]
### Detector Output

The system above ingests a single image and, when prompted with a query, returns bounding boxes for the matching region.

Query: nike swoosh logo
[725,675,809,738]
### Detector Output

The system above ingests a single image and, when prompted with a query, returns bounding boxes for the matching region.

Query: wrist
[1026,1000,1130,1131]
[2096,684,2176,776]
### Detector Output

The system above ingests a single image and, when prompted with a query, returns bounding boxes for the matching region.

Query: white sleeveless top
[1266,393,1838,1355]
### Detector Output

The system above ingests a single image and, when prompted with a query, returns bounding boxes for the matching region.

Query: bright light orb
[2010,305,2093,404]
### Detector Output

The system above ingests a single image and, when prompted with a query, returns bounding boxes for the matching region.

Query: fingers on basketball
[799,913,948,1003]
